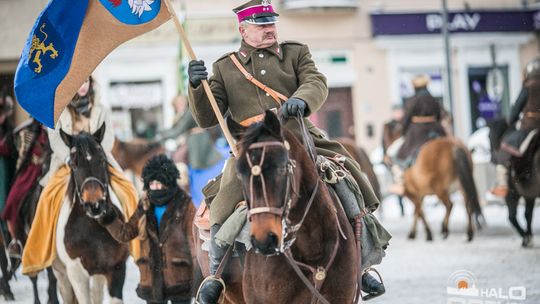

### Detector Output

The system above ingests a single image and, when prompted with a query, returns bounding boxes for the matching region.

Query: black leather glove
[96,204,117,226]
[281,97,307,120]
[188,60,208,87]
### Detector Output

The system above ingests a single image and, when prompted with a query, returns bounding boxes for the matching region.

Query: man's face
[149,180,166,190]
[240,23,277,49]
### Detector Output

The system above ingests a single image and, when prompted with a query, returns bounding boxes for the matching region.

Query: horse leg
[52,259,77,304]
[0,234,14,301]
[407,201,419,240]
[105,262,125,304]
[30,275,41,304]
[506,190,525,238]
[90,275,106,304]
[46,267,59,304]
[522,198,535,248]
[407,197,423,240]
[65,261,91,304]
[437,192,453,240]
[417,206,433,241]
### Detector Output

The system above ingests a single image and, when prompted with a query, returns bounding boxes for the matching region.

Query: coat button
[259,53,264,58]
[261,70,266,75]
[266,93,270,96]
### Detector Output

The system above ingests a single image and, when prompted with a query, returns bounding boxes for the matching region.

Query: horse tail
[453,146,484,229]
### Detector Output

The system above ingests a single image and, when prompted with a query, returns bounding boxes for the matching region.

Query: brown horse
[403,137,484,242]
[220,111,358,303]
[337,137,382,201]
[112,138,164,177]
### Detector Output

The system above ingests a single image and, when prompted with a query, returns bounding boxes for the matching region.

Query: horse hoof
[426,235,433,242]
[407,232,416,240]
[467,234,473,242]
[3,293,15,301]
[522,235,533,248]
[442,231,449,239]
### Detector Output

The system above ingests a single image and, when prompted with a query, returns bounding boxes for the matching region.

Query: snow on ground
[5,195,540,303]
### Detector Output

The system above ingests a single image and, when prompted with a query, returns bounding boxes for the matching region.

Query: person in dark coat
[98,154,196,304]
[490,57,540,197]
[396,75,447,168]
[1,118,48,259]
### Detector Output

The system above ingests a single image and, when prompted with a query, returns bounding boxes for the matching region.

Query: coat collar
[237,40,283,64]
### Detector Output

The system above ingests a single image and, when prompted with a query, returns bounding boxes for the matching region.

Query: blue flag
[15,0,170,128]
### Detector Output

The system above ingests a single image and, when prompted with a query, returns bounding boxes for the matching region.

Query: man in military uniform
[188,1,385,302]
[490,57,540,197]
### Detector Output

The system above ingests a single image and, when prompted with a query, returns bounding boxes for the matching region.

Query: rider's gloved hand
[281,97,307,120]
[188,60,208,87]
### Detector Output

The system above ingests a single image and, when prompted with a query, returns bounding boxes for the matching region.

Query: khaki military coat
[189,40,379,225]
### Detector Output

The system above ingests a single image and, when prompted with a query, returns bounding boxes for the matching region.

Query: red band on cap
[236,5,275,22]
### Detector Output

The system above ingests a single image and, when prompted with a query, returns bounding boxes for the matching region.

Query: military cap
[233,0,279,25]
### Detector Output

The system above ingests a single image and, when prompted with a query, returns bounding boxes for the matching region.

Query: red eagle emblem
[108,0,121,7]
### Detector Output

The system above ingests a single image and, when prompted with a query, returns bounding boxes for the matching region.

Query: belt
[411,115,436,123]
[240,108,278,127]
[525,111,540,119]
[229,54,288,107]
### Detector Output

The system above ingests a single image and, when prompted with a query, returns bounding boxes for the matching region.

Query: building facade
[1,0,539,151]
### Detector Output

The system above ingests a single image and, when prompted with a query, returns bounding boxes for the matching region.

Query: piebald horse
[54,124,129,303]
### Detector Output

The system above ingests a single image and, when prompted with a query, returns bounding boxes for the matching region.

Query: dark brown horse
[403,137,484,241]
[489,119,540,247]
[112,138,164,178]
[15,142,59,304]
[337,137,382,201]
[54,125,129,303]
[224,111,358,303]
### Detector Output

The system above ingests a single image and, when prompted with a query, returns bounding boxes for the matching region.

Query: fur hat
[412,74,430,89]
[141,154,180,190]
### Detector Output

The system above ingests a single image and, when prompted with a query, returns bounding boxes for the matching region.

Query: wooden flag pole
[163,0,238,157]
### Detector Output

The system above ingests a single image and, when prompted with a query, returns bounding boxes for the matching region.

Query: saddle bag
[317,156,391,271]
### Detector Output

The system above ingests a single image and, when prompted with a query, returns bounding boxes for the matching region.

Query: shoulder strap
[228,54,288,106]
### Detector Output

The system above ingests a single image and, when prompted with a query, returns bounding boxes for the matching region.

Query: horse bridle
[243,136,321,254]
[69,154,109,204]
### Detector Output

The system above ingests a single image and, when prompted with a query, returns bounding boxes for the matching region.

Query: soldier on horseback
[388,74,447,195]
[490,57,540,197]
[187,1,388,302]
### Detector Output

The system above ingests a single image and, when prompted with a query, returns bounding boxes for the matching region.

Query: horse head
[228,110,304,256]
[60,123,111,219]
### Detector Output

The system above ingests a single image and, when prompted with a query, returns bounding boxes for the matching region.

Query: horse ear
[226,116,246,140]
[263,110,281,136]
[93,123,106,144]
[60,129,73,147]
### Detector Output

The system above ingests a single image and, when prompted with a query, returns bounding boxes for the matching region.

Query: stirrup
[361,268,386,301]
[195,275,226,304]
[7,239,23,260]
